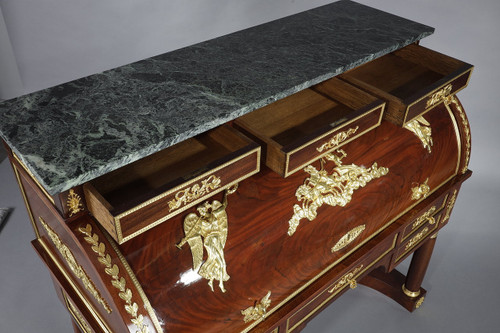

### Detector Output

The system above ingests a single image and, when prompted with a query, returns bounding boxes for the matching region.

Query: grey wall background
[1,0,499,332]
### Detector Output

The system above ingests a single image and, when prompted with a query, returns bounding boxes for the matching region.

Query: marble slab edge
[0,0,434,195]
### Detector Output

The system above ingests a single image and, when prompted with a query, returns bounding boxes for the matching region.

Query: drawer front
[286,234,397,333]
[404,69,472,124]
[401,192,448,241]
[340,44,473,125]
[284,103,384,176]
[396,212,441,262]
[116,147,260,243]
[85,125,261,244]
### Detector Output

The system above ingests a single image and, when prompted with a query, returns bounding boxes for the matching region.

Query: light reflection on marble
[0,0,433,195]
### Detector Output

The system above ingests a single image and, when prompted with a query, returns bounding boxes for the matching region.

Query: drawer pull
[404,116,433,153]
[316,126,359,153]
[177,185,237,293]
[168,175,221,212]
[332,224,366,253]
[412,206,436,230]
[288,150,389,236]
[241,291,272,323]
[426,84,453,109]
[411,178,430,201]
[328,264,364,293]
[405,227,429,251]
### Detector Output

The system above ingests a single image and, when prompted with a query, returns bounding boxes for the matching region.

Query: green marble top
[0,0,433,194]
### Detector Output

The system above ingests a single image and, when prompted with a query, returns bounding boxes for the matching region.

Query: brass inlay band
[404,116,433,153]
[412,206,436,231]
[67,189,84,217]
[39,217,111,314]
[78,224,151,333]
[288,150,389,236]
[426,84,453,109]
[446,96,470,174]
[430,232,438,239]
[13,153,55,205]
[241,291,272,323]
[168,175,221,212]
[405,227,429,251]
[331,225,366,253]
[328,264,363,293]
[411,178,430,201]
[316,126,359,153]
[402,284,421,298]
[177,185,238,293]
[64,293,92,333]
[415,296,425,309]
[443,189,458,223]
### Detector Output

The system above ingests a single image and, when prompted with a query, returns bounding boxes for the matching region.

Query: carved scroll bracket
[177,184,238,293]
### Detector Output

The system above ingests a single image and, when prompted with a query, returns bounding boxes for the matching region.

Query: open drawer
[234,78,385,177]
[84,125,260,244]
[340,43,473,125]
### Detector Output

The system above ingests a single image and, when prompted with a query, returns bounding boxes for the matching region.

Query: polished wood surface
[117,101,460,332]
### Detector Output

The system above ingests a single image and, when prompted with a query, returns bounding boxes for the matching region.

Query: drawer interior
[340,44,472,125]
[237,89,352,148]
[342,44,466,101]
[234,78,382,176]
[89,126,253,213]
[236,79,378,149]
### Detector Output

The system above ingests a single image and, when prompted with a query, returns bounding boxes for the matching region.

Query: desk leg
[359,235,437,312]
[403,235,437,300]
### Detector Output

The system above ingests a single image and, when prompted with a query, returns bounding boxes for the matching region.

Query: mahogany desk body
[0,3,473,333]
